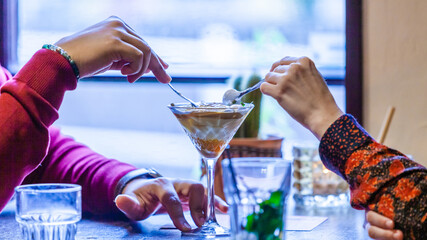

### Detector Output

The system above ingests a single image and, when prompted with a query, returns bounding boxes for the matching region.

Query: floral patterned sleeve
[319,114,427,239]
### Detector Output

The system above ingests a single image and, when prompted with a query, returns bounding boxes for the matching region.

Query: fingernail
[183,222,191,230]
[393,232,400,239]
[386,220,393,228]
[199,217,205,224]
[114,194,123,203]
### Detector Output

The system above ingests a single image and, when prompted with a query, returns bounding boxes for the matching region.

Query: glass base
[293,192,350,208]
[182,220,230,237]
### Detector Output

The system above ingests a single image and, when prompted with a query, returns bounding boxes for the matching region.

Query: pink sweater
[0,49,136,215]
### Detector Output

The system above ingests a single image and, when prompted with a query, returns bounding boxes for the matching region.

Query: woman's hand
[365,211,403,240]
[114,177,228,232]
[55,16,171,83]
[260,56,343,139]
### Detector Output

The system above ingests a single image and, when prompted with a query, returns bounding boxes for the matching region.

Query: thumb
[115,194,149,221]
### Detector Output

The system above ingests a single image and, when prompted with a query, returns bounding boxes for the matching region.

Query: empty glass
[222,157,292,240]
[15,184,82,240]
[292,145,349,207]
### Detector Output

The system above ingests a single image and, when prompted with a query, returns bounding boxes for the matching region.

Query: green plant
[245,190,284,240]
[232,73,263,138]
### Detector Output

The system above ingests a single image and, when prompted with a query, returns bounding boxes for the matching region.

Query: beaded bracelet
[42,44,80,79]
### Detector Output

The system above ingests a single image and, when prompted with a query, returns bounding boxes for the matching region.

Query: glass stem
[204,157,218,223]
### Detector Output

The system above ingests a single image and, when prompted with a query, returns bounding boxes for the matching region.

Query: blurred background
[13,0,346,178]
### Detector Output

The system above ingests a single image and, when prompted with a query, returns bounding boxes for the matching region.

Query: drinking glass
[292,145,349,207]
[222,157,292,240]
[15,184,82,240]
[169,102,253,236]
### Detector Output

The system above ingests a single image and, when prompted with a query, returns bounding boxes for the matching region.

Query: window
[1,0,352,176]
[15,0,345,80]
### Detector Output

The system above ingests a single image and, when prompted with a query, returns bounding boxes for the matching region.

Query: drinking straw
[225,145,240,200]
[377,106,395,144]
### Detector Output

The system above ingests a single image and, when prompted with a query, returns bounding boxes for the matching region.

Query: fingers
[367,225,404,240]
[172,180,229,227]
[366,211,403,240]
[157,55,169,69]
[272,64,290,74]
[366,211,394,229]
[115,42,144,79]
[118,19,172,83]
[214,196,228,213]
[109,16,171,83]
[261,72,281,97]
[149,52,172,83]
[172,180,206,227]
[187,183,206,227]
[154,179,192,231]
[270,56,299,71]
[114,194,149,221]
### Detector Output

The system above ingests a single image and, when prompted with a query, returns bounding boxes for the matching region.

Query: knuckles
[298,56,315,69]
[162,194,182,207]
[106,16,125,28]
[152,177,171,187]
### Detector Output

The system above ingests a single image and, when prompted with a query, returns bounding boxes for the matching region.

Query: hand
[114,177,228,232]
[365,211,403,240]
[260,56,344,139]
[55,16,171,83]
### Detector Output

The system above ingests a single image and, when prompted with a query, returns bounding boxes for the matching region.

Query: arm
[22,126,137,216]
[319,114,427,238]
[261,56,427,239]
[0,16,170,212]
[0,50,77,211]
[23,127,228,230]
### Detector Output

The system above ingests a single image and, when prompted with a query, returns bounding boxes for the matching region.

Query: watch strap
[114,168,162,197]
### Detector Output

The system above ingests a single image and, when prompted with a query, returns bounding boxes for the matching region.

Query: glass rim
[14,183,81,193]
[167,102,254,110]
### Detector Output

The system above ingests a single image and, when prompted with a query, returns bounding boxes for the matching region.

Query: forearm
[319,114,427,238]
[23,127,137,216]
[0,49,77,211]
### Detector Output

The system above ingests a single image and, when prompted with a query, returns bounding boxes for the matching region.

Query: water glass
[292,145,349,207]
[222,157,292,240]
[15,184,82,240]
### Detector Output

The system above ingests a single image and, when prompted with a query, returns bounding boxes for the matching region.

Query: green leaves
[244,191,284,240]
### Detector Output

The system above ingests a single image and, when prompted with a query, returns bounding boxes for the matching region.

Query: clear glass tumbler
[292,145,349,208]
[15,184,82,240]
[222,157,292,240]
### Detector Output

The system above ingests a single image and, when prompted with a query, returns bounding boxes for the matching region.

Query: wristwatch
[114,168,163,197]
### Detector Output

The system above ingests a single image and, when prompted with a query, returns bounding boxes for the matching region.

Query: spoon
[222,79,264,105]
[168,83,199,107]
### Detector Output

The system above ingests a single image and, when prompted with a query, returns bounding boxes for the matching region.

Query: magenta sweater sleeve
[0,49,76,211]
[23,127,137,216]
[0,50,136,215]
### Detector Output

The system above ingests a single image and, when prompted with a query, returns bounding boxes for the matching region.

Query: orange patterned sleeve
[319,114,427,239]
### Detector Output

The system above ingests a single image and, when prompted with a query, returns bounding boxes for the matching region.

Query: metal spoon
[168,83,199,107]
[222,79,264,105]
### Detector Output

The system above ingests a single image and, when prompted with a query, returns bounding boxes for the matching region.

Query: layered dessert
[169,102,253,159]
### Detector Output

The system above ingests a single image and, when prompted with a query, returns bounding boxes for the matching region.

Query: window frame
[345,0,363,124]
[0,0,18,68]
[0,0,359,107]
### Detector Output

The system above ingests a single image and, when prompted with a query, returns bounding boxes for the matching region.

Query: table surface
[1,197,372,240]
[0,127,371,239]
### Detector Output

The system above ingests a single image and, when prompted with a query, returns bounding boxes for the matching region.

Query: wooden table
[0,197,372,240]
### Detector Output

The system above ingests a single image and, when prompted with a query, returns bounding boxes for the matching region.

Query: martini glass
[168,102,253,237]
